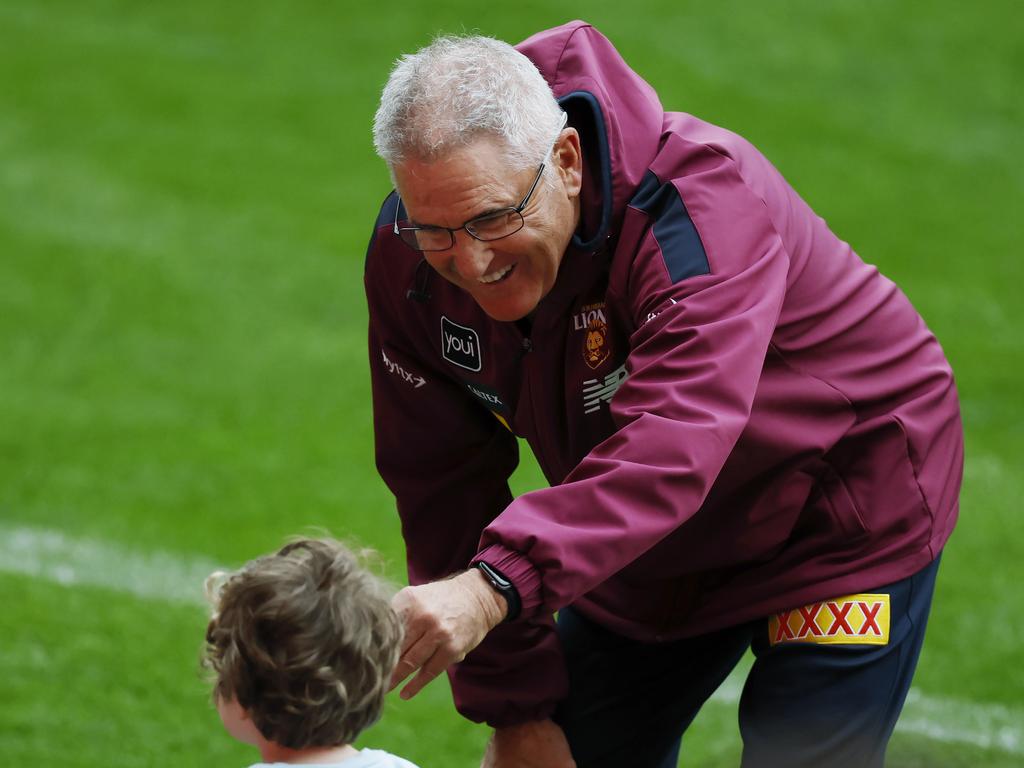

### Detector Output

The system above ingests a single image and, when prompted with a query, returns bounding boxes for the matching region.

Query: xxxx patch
[769,593,890,646]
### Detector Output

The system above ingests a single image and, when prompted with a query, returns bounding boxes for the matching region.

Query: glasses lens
[467,210,524,242]
[399,226,453,252]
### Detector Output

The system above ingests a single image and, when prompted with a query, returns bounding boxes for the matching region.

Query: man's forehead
[394,141,527,222]
[396,137,513,183]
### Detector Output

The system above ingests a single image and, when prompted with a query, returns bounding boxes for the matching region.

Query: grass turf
[1,0,1021,765]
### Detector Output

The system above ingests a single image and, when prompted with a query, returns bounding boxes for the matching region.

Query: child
[203,537,420,768]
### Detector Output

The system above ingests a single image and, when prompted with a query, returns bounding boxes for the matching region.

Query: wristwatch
[472,561,522,623]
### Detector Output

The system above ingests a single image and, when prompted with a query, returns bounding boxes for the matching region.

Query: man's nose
[449,231,492,280]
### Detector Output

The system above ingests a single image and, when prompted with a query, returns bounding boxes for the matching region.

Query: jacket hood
[516,21,665,251]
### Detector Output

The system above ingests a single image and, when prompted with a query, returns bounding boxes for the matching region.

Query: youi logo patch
[441,316,482,371]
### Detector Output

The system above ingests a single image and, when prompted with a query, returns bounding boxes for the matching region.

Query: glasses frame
[393,114,568,253]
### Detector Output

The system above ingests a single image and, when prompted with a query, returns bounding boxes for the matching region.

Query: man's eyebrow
[404,215,439,229]
[408,202,513,229]
[469,203,515,220]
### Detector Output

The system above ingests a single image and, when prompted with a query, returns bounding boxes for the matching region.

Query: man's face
[393,132,582,322]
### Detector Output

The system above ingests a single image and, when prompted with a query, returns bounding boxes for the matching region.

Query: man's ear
[553,128,583,197]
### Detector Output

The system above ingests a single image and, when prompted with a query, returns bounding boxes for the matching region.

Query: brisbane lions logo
[574,303,611,370]
[584,318,610,369]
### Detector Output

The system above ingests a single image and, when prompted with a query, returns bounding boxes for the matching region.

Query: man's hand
[390,568,507,699]
[482,719,577,768]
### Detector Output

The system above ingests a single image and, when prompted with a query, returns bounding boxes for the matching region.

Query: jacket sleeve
[364,210,569,726]
[475,156,792,615]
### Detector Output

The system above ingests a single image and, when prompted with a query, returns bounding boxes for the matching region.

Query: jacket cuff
[448,614,567,727]
[473,543,545,617]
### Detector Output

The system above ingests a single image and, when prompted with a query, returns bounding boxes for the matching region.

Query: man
[365,21,962,768]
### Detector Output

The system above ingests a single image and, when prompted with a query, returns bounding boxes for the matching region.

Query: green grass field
[1,1,1021,766]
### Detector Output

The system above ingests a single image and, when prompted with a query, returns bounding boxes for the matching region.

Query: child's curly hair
[203,538,403,749]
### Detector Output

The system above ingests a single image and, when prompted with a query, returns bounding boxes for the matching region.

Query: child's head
[203,538,403,751]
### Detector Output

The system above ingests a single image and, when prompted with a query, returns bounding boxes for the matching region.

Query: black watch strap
[472,561,522,623]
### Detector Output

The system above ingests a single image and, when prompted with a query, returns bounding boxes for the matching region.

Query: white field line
[2,523,1022,754]
[708,670,1023,754]
[0,523,223,607]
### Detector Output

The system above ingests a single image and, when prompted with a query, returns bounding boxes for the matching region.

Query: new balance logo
[582,364,628,414]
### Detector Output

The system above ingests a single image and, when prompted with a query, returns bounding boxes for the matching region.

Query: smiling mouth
[478,263,515,284]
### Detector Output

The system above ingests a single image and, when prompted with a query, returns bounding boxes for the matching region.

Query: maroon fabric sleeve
[365,239,569,726]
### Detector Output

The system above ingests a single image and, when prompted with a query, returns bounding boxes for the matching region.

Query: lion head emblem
[584,318,610,369]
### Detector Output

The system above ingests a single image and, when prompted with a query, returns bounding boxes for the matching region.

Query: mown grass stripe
[707,666,1023,754]
[0,523,221,606]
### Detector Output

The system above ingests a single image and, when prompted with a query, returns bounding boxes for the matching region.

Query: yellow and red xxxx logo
[768,593,890,646]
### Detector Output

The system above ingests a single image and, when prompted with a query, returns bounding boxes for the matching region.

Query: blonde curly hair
[203,538,403,748]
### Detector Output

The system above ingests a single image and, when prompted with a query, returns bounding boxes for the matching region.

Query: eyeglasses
[393,114,568,253]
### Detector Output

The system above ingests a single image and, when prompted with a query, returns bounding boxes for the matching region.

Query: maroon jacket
[365,21,962,726]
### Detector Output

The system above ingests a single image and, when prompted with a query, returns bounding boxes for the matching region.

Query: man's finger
[388,656,418,692]
[389,632,437,691]
[399,647,457,700]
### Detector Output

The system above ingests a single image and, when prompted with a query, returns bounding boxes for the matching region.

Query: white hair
[373,34,565,174]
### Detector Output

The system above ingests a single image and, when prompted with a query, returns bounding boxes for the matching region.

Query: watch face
[474,562,521,622]
[477,562,510,588]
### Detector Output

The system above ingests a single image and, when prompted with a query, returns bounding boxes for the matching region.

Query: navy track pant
[553,556,940,768]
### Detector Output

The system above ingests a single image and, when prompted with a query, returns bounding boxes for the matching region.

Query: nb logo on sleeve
[582,364,628,414]
[441,316,482,371]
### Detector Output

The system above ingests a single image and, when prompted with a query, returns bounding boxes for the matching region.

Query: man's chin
[479,303,532,322]
[471,289,540,323]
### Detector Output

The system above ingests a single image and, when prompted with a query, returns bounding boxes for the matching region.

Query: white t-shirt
[249,748,420,768]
